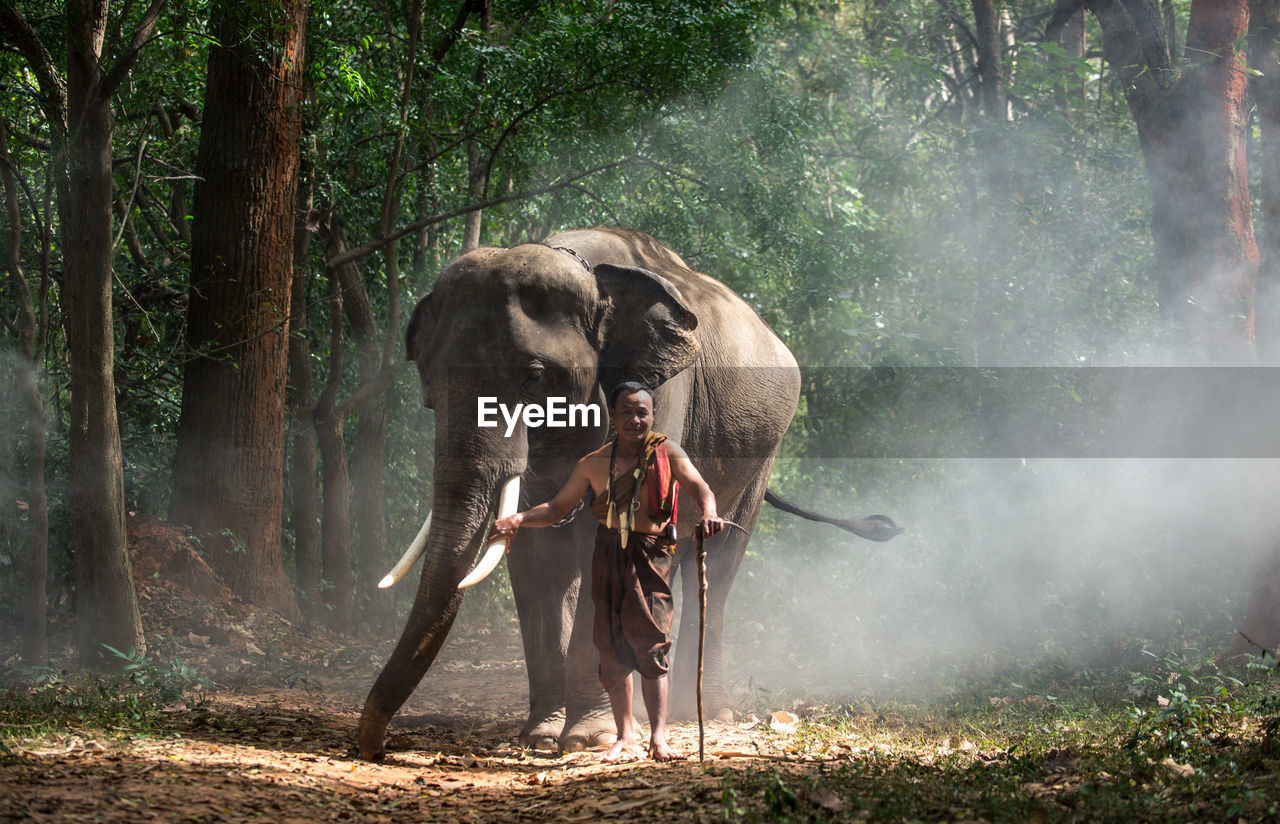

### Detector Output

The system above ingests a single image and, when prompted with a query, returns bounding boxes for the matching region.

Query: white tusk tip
[377,575,395,589]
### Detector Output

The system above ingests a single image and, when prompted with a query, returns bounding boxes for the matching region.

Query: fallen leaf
[807,786,847,812]
[1160,757,1195,778]
[384,734,418,750]
[602,787,679,813]
[769,710,800,735]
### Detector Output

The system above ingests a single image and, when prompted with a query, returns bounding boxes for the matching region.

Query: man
[491,381,724,761]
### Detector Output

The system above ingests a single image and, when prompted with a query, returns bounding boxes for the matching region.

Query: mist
[670,33,1277,703]
[714,456,1268,702]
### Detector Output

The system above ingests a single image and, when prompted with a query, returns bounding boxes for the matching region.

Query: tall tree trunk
[460,0,492,252]
[333,227,391,634]
[62,75,143,665]
[0,120,50,665]
[1054,7,1087,104]
[315,250,353,630]
[1084,0,1266,653]
[1089,0,1257,361]
[462,140,488,253]
[0,3,151,665]
[170,0,309,618]
[311,221,404,631]
[1251,0,1280,362]
[60,0,148,665]
[971,0,1008,123]
[1228,0,1280,658]
[352,395,390,632]
[310,221,407,633]
[288,172,321,622]
[1179,0,1257,360]
[970,0,1011,372]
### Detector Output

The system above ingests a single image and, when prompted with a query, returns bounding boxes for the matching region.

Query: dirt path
[0,522,852,822]
[1,614,814,823]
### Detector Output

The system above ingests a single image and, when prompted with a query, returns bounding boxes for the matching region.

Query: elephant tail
[763,489,902,542]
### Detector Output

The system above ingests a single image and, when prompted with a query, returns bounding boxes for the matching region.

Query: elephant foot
[669,688,736,724]
[519,708,566,751]
[560,705,618,753]
[357,726,388,761]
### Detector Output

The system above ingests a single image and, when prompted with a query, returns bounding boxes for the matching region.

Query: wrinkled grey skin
[357,228,800,760]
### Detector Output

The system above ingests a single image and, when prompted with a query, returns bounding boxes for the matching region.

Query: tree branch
[1045,0,1088,43]
[100,0,167,99]
[429,0,483,67]
[935,0,981,53]
[1088,0,1174,118]
[0,6,67,129]
[324,159,633,269]
[1117,0,1173,73]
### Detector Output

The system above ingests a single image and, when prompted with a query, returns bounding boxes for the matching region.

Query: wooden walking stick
[695,523,708,763]
[693,520,746,763]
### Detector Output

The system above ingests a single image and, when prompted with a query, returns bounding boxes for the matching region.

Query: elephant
[357,227,898,760]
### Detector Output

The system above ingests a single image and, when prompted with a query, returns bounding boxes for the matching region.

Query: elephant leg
[670,525,748,722]
[508,523,583,749]
[558,529,617,752]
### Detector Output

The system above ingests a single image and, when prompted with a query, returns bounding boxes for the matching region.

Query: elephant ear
[405,292,433,362]
[593,262,700,393]
[406,293,436,408]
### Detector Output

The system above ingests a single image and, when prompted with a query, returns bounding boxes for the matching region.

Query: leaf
[1160,757,1195,778]
[602,787,679,814]
[807,786,847,812]
[769,710,800,734]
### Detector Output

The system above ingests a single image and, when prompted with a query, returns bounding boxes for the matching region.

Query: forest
[3,0,1280,820]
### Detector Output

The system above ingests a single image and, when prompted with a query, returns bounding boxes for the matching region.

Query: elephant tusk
[458,475,521,589]
[378,511,432,589]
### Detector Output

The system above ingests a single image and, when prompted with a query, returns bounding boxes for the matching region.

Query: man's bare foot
[649,737,685,762]
[601,738,645,762]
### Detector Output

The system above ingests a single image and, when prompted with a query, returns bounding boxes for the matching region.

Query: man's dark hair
[608,380,655,410]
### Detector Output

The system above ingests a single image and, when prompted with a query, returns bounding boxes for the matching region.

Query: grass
[0,645,209,758]
[718,652,1280,822]
[0,639,1276,821]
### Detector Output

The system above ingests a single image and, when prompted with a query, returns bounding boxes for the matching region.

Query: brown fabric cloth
[590,524,676,682]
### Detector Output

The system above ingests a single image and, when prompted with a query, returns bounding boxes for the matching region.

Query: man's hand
[491,512,523,542]
[698,516,725,537]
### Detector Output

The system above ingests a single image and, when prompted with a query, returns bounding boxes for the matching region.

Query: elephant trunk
[357,460,520,760]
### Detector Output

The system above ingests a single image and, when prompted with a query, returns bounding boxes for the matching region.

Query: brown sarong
[591,524,676,682]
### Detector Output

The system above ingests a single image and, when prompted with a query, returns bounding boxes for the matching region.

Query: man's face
[610,390,654,443]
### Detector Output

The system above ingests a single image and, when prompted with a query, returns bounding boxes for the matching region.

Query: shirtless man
[491,381,724,761]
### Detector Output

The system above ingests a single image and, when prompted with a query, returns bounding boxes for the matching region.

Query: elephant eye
[519,363,545,396]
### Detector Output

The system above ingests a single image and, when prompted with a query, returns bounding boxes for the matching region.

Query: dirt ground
[0,517,830,823]
[0,630,788,823]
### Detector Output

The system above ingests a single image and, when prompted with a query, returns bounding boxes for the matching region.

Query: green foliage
[100,644,211,711]
[0,647,208,748]
[1125,647,1253,759]
[707,658,1280,822]
[0,0,1238,653]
